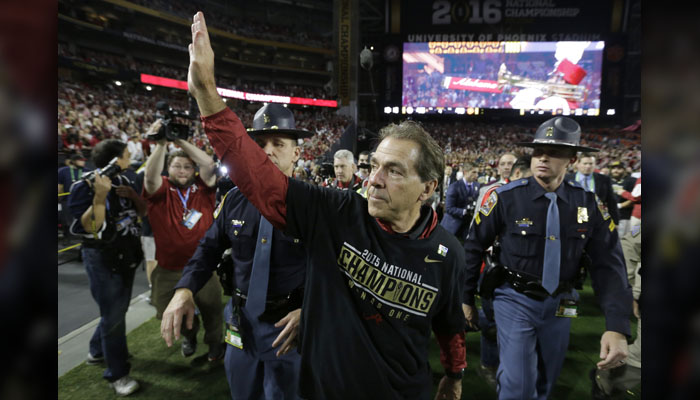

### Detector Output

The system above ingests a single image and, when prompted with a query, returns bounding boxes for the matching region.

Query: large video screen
[402,41,605,115]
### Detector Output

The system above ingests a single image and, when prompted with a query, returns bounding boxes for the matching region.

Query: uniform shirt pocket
[565,227,589,264]
[229,224,256,260]
[506,226,543,258]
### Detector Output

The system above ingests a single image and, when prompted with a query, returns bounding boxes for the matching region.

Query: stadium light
[406,106,414,114]
[114,81,122,86]
[384,106,392,114]
[145,85,152,91]
[606,109,615,115]
[392,106,399,114]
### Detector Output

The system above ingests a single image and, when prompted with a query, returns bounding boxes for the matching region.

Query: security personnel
[160,104,310,399]
[463,116,632,400]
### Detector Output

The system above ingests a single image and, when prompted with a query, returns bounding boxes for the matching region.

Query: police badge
[577,207,589,223]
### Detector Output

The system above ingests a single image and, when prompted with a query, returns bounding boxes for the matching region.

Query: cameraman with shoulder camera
[142,118,225,362]
[68,139,147,396]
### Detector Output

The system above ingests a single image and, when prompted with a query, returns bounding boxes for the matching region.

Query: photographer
[143,119,224,362]
[440,161,480,241]
[68,139,146,396]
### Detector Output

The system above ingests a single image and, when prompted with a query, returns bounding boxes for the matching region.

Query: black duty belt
[233,287,304,323]
[503,267,574,301]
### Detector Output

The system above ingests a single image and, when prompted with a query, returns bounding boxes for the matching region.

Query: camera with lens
[358,163,370,170]
[149,98,199,141]
[82,157,122,183]
[319,162,335,179]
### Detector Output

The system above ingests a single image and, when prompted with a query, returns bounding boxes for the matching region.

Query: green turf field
[59,282,640,399]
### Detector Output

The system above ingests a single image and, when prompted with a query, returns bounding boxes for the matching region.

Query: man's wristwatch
[445,368,464,380]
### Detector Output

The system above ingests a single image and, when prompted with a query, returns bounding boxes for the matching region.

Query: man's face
[497,154,517,180]
[334,157,356,184]
[74,159,85,168]
[368,137,433,223]
[610,166,625,179]
[254,134,300,177]
[531,146,575,184]
[465,167,479,182]
[577,156,596,175]
[117,147,131,170]
[358,154,370,178]
[444,165,452,177]
[168,156,196,187]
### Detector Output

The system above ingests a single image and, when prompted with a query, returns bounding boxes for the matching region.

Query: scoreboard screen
[401,41,605,116]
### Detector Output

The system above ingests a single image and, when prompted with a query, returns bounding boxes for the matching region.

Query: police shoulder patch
[595,194,611,220]
[480,191,498,216]
[213,188,238,219]
[496,178,529,194]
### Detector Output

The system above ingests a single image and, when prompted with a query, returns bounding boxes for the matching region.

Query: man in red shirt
[143,132,224,361]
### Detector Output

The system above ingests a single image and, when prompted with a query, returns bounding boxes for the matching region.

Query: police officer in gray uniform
[462,116,632,400]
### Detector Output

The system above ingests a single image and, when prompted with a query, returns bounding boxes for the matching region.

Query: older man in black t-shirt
[161,13,468,400]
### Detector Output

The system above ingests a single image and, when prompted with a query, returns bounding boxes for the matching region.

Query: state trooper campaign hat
[517,116,599,153]
[246,103,313,139]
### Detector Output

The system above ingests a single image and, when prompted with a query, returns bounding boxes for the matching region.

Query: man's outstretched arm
[186,11,288,229]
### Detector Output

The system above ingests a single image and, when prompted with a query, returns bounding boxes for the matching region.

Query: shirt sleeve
[432,243,467,335]
[175,190,231,293]
[142,176,168,201]
[462,191,502,305]
[435,332,467,373]
[284,178,351,242]
[586,197,633,336]
[201,107,288,230]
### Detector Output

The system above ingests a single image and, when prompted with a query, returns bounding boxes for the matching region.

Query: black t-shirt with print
[285,179,465,400]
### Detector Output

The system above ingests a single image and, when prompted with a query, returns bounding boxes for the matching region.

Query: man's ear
[293,146,301,163]
[418,179,438,202]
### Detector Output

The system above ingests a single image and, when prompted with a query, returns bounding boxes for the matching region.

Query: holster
[216,249,235,296]
[478,253,506,300]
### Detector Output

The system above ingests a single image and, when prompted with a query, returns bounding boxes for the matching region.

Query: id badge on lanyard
[178,187,202,230]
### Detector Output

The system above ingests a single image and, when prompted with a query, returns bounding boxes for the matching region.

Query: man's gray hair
[334,149,355,164]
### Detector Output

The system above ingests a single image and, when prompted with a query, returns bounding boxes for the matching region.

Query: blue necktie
[542,192,561,294]
[245,216,273,317]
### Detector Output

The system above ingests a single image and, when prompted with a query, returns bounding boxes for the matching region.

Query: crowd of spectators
[58,78,639,188]
[127,0,330,48]
[423,119,640,177]
[58,79,350,167]
[58,43,329,100]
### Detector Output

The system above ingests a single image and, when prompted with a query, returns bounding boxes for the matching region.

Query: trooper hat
[517,116,599,152]
[246,103,313,139]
